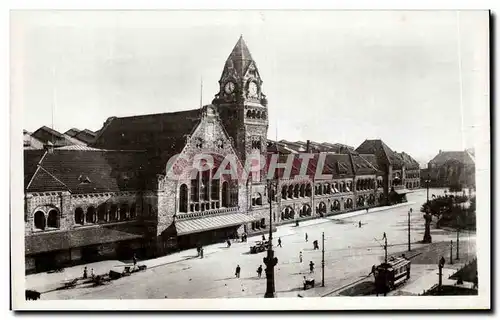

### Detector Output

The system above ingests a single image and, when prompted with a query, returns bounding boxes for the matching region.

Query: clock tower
[212,36,269,181]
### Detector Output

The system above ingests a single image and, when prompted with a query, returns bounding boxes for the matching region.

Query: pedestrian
[83,266,88,279]
[227,239,231,248]
[313,240,319,250]
[278,238,282,247]
[90,268,95,278]
[305,233,308,242]
[200,248,204,259]
[359,221,362,228]
[309,261,314,273]
[133,253,137,266]
[299,251,303,263]
[235,265,241,278]
[257,265,263,278]
[262,234,266,241]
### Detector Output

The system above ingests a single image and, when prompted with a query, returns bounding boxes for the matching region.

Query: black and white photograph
[10,9,490,310]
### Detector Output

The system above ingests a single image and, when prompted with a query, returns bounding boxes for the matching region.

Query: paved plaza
[28,188,476,299]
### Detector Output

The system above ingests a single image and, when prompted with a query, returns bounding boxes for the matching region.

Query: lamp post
[425,177,431,204]
[322,232,325,287]
[264,179,278,298]
[408,208,412,252]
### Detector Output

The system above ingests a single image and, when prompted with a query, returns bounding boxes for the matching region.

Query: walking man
[235,265,241,278]
[262,234,266,241]
[257,265,263,278]
[299,251,303,263]
[278,237,282,247]
[305,233,308,242]
[359,221,362,228]
[90,268,95,279]
[83,266,88,279]
[309,261,315,273]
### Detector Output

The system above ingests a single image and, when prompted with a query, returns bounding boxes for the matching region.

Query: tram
[374,256,411,294]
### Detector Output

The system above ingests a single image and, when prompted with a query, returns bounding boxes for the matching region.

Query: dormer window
[78,174,91,184]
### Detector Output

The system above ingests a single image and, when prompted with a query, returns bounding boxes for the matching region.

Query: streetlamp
[408,208,412,252]
[264,179,278,298]
[425,176,431,204]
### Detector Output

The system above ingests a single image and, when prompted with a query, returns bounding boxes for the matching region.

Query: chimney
[44,141,54,154]
[306,140,310,153]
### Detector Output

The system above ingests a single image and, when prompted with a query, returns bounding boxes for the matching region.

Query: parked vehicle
[249,241,270,254]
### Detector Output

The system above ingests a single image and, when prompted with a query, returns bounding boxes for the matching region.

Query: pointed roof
[355,139,404,168]
[222,36,256,80]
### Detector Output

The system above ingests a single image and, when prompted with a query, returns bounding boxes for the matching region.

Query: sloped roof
[74,129,96,144]
[92,108,200,160]
[266,153,355,180]
[26,223,145,254]
[221,36,255,80]
[429,151,475,166]
[24,150,46,188]
[355,139,404,168]
[349,151,380,175]
[398,151,420,169]
[64,128,80,137]
[359,154,380,172]
[25,149,149,194]
[277,140,354,154]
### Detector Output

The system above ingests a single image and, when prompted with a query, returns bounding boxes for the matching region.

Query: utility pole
[438,256,445,292]
[383,232,388,264]
[450,240,453,264]
[264,179,278,298]
[456,221,460,260]
[408,208,412,252]
[322,232,325,287]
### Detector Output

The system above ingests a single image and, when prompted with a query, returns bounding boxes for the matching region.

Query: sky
[12,10,489,165]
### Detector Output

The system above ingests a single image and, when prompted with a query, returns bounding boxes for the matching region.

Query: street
[37,188,476,299]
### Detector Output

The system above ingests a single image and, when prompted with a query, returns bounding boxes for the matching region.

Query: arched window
[318,202,327,214]
[179,184,189,213]
[211,179,220,200]
[190,170,200,203]
[294,185,299,198]
[222,181,229,207]
[86,206,96,223]
[34,210,46,230]
[109,204,118,221]
[97,204,107,223]
[130,203,137,219]
[260,218,266,228]
[74,207,84,225]
[332,200,341,211]
[288,185,294,198]
[300,184,305,197]
[256,193,263,206]
[305,184,312,197]
[281,185,288,200]
[119,204,128,221]
[345,198,353,209]
[47,209,59,228]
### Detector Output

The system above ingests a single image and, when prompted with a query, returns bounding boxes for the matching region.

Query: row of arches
[33,208,60,230]
[74,203,137,225]
[179,180,236,213]
[406,172,419,179]
[355,179,379,191]
[406,181,420,189]
[246,109,267,120]
[282,183,312,199]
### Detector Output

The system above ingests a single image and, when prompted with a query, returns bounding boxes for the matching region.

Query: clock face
[248,82,258,97]
[224,81,235,94]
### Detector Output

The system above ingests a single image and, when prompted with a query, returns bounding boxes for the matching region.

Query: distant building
[356,139,420,204]
[23,130,44,150]
[423,150,475,188]
[31,126,86,147]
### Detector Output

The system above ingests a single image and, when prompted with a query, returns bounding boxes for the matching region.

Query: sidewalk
[390,266,460,296]
[25,202,414,294]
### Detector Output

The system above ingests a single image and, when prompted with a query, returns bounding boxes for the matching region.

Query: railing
[176,207,239,220]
